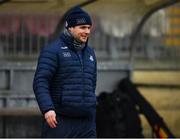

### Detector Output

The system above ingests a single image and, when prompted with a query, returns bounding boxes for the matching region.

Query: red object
[25,15,59,37]
[0,15,20,35]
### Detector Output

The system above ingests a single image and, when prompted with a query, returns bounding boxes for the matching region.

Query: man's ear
[68,27,74,32]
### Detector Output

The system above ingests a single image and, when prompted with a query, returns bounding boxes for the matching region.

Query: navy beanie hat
[65,6,92,28]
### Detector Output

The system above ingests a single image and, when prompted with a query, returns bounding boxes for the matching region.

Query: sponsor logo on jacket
[63,52,71,57]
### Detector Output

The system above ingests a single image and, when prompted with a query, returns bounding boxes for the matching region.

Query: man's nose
[85,28,90,34]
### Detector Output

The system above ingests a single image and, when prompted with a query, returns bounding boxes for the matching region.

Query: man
[33,6,97,138]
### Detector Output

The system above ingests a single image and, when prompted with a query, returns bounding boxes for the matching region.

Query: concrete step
[132,70,180,86]
[137,87,180,110]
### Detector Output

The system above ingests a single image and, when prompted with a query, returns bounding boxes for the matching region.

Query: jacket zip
[76,52,85,103]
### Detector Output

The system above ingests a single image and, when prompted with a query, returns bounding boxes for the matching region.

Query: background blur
[0,0,180,137]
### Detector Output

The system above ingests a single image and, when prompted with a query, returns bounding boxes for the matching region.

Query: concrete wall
[0,62,130,137]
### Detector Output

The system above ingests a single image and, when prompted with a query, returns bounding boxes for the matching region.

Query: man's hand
[44,110,58,128]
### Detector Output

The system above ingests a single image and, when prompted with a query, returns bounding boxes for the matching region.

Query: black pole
[119,78,175,138]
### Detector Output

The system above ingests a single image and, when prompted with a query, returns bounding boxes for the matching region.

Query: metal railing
[0,9,180,63]
[0,14,59,59]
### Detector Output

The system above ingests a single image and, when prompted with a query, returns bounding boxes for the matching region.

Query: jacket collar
[60,28,87,52]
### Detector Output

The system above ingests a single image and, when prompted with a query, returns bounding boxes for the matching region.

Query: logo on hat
[76,18,86,24]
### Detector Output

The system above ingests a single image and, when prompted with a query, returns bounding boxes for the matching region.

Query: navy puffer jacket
[33,33,97,118]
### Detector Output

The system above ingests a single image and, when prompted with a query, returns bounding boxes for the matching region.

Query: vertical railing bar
[29,15,33,57]
[29,15,34,55]
[13,14,17,57]
[94,31,97,50]
[45,15,49,46]
[0,32,3,58]
[5,14,9,56]
[21,15,25,57]
[37,15,41,53]
[20,15,23,56]
[11,14,15,56]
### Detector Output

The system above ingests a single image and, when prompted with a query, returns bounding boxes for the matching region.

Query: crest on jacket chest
[89,55,94,62]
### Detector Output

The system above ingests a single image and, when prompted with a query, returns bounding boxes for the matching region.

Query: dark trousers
[41,115,96,138]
